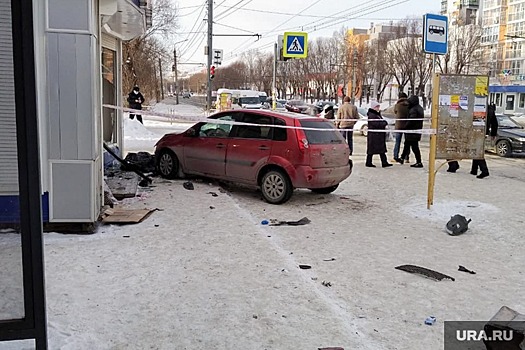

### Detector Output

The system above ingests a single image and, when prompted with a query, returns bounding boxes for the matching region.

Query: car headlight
[516,137,525,142]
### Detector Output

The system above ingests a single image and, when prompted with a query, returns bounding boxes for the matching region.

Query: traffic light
[210,65,215,80]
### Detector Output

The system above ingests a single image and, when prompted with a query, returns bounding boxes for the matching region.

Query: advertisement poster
[450,95,459,116]
[475,76,489,96]
[439,94,451,106]
[459,95,468,110]
[473,96,487,117]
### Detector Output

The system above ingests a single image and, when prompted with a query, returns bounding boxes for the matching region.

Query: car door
[183,113,240,177]
[226,113,273,184]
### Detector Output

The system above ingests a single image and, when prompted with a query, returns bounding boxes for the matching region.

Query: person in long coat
[400,95,424,167]
[365,101,392,168]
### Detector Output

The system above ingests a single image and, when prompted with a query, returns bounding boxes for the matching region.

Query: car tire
[260,169,293,204]
[496,140,511,157]
[361,125,368,136]
[157,149,179,179]
[309,184,339,194]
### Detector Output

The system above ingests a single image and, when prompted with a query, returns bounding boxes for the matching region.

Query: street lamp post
[173,39,189,105]
[351,48,358,105]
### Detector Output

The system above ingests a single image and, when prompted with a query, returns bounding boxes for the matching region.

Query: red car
[155,110,352,204]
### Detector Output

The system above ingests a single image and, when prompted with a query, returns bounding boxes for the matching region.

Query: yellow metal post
[427,72,440,209]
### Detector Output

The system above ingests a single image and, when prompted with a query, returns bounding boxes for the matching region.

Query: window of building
[495,92,502,107]
[519,93,525,108]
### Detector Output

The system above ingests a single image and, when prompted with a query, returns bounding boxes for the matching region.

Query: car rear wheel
[261,169,293,204]
[309,184,339,194]
[157,150,179,179]
[496,140,511,157]
[361,125,368,136]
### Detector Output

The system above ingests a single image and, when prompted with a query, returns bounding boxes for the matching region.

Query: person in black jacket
[471,102,498,178]
[400,95,424,167]
[365,101,392,168]
[127,86,145,124]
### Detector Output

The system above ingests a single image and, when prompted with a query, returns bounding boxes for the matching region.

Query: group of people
[334,93,496,179]
[335,94,424,168]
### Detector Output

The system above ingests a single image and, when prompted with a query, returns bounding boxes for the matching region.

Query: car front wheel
[309,184,339,194]
[496,140,511,157]
[157,150,179,179]
[260,169,293,204]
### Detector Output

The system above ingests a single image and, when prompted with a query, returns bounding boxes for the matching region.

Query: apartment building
[481,0,525,114]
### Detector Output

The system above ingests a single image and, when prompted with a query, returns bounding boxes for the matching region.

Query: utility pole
[159,57,164,100]
[174,48,179,105]
[206,0,213,111]
[272,42,277,110]
[351,48,357,105]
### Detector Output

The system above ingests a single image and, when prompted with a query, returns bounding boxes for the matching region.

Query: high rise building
[481,0,525,114]
[442,0,480,25]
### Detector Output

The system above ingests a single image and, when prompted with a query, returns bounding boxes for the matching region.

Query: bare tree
[122,0,178,101]
[437,23,483,74]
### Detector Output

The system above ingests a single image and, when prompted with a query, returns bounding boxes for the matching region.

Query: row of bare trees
[178,18,484,104]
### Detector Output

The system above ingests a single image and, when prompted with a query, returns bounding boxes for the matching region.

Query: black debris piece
[458,265,476,274]
[322,281,332,287]
[446,214,472,236]
[323,258,336,262]
[123,151,156,174]
[209,206,215,209]
[269,217,310,226]
[183,181,194,190]
[299,264,311,270]
[138,179,150,187]
[395,264,455,281]
[208,192,218,197]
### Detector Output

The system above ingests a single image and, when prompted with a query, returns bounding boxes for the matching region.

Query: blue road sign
[423,14,448,55]
[283,32,308,58]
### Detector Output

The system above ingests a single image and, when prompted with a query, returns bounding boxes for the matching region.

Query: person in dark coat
[365,101,392,168]
[393,92,410,163]
[127,86,145,124]
[400,95,424,167]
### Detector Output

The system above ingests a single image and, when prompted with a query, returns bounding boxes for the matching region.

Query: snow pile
[123,117,163,153]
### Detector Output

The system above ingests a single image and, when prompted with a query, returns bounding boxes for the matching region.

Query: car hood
[500,128,525,138]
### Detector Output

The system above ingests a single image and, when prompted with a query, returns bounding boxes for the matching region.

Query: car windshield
[299,120,344,144]
[288,100,306,106]
[239,97,260,105]
[497,116,522,128]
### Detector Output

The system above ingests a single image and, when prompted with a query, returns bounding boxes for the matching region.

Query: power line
[213,21,255,34]
[177,1,206,54]
[215,0,254,22]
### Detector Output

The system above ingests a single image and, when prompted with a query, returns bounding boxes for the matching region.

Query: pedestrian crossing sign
[283,32,308,58]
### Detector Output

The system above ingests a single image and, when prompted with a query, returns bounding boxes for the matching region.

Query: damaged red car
[155,110,352,204]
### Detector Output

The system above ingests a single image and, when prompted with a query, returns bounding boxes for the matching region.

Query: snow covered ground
[1,101,524,349]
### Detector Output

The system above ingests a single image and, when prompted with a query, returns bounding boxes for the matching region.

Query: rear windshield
[299,120,344,144]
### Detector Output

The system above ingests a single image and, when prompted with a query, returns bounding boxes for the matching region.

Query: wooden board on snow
[101,208,155,224]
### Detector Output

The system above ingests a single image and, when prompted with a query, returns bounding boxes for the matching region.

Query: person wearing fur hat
[365,101,392,168]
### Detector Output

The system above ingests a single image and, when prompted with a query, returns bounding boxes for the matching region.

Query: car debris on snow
[395,264,455,281]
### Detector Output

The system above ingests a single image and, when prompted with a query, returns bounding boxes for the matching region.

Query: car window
[199,113,240,137]
[273,117,287,141]
[235,113,273,139]
[299,120,345,144]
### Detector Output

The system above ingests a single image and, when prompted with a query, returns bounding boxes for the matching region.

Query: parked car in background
[182,92,191,98]
[352,107,394,139]
[155,110,352,204]
[485,115,525,157]
[285,100,309,114]
[313,101,336,114]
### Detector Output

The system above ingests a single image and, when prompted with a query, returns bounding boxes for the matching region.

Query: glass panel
[102,47,116,142]
[0,0,24,320]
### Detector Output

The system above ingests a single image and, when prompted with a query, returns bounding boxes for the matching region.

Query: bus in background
[215,89,265,111]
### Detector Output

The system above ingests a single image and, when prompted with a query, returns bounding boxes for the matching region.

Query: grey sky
[174,0,441,74]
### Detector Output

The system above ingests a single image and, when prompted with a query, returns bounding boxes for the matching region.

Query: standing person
[400,95,424,168]
[365,101,392,168]
[336,96,360,155]
[393,92,409,163]
[127,85,145,124]
[471,102,498,179]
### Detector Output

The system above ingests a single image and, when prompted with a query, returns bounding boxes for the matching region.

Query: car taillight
[294,119,309,151]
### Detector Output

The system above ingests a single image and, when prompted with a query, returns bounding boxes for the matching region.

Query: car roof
[212,109,318,120]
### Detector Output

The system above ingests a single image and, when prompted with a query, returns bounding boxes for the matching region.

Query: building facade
[481,0,525,114]
[0,0,150,224]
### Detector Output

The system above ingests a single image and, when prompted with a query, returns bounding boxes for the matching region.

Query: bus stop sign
[423,13,448,55]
